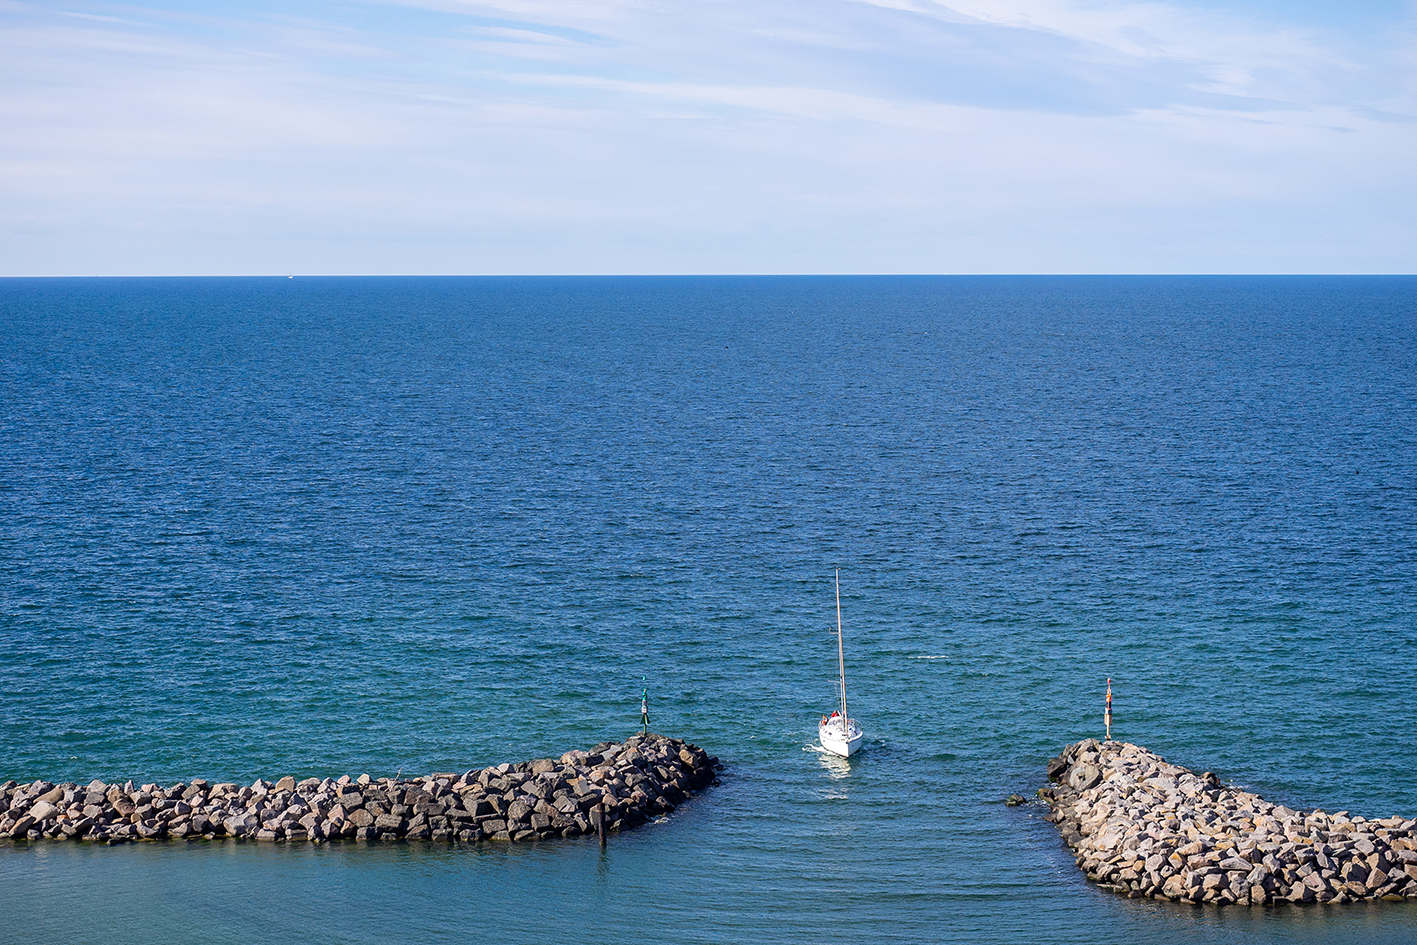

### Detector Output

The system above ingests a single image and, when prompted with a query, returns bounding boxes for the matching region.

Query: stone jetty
[1041,739,1417,905]
[0,734,719,845]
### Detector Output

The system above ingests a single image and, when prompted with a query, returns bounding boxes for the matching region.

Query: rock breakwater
[0,734,719,845]
[1042,739,1417,905]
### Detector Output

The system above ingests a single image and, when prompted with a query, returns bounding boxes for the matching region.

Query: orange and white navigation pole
[1104,678,1113,741]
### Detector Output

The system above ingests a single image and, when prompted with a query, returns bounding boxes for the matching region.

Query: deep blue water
[2,275,1415,944]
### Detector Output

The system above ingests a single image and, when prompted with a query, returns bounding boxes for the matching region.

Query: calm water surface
[1,276,1415,944]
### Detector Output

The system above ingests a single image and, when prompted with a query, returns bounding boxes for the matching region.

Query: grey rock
[1342,861,1370,884]
[1040,738,1417,907]
[1071,765,1102,791]
[0,734,716,848]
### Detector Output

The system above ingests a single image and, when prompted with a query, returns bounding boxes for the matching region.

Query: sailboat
[818,570,864,757]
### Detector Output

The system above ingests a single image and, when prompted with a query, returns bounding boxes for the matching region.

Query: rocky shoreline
[1,734,719,845]
[1041,739,1417,905]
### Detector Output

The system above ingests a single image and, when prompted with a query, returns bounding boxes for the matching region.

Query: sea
[1,275,1414,945]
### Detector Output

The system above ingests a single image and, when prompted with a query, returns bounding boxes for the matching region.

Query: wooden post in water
[596,800,606,848]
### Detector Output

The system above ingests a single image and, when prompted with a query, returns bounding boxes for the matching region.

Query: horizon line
[3,272,1415,280]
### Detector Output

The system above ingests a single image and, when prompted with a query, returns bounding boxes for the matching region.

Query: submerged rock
[0,734,720,846]
[1041,740,1417,905]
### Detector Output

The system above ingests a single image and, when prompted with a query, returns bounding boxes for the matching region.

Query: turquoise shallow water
[2,275,1415,943]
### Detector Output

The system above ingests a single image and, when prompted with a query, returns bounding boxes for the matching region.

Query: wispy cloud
[0,0,1413,273]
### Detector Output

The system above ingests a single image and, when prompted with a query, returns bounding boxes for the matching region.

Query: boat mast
[836,569,848,725]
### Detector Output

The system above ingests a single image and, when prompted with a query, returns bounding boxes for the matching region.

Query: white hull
[819,717,863,757]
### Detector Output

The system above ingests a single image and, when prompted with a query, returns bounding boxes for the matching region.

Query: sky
[1,0,1415,274]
